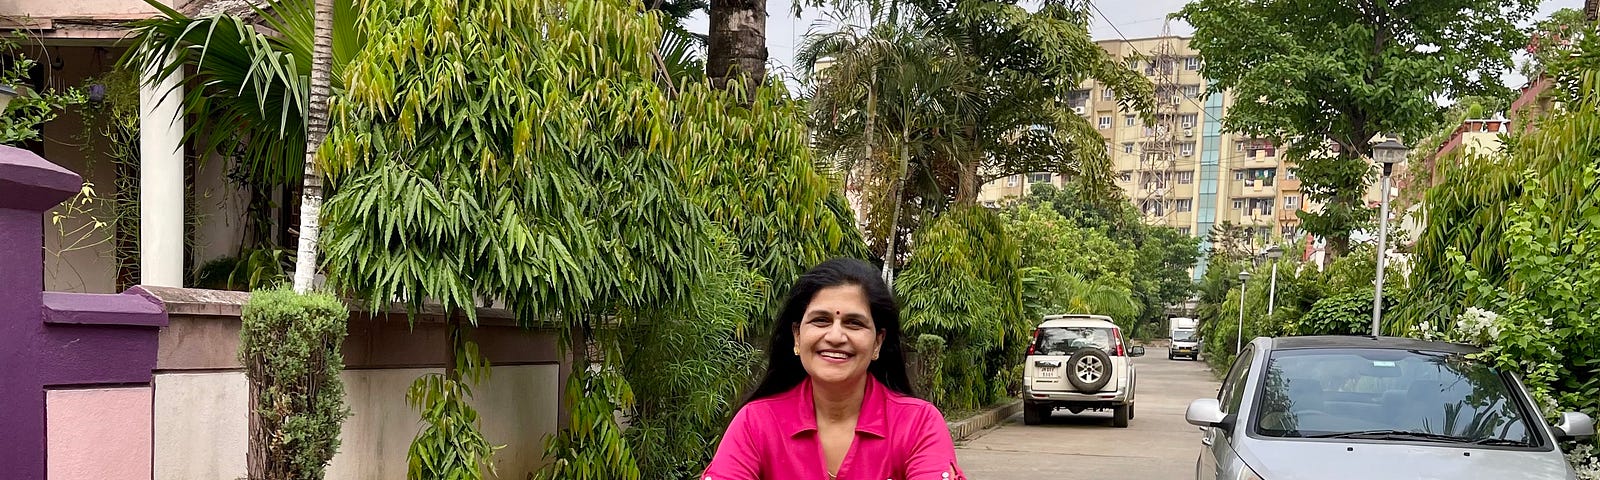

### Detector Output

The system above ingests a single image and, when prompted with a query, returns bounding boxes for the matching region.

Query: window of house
[1029,173,1052,184]
[1178,171,1194,184]
[1284,195,1299,209]
[1175,199,1193,212]
[1235,140,1245,152]
[1125,115,1136,127]
[1120,171,1133,182]
[1183,84,1202,98]
[1232,199,1243,209]
[1186,56,1201,70]
[1234,170,1246,180]
[1098,116,1112,129]
[1180,143,1196,156]
[1286,168,1298,180]
[1178,226,1192,236]
[1005,175,1018,187]
[1122,142,1135,154]
[1282,224,1299,237]
[1181,114,1199,129]
[1257,227,1273,239]
[1103,88,1115,100]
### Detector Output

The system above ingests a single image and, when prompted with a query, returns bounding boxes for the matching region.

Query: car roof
[1265,335,1481,354]
[1039,314,1116,328]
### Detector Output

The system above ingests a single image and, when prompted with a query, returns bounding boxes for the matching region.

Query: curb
[946,399,1022,441]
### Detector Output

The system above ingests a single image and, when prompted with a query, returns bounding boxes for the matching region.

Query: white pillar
[139,57,185,287]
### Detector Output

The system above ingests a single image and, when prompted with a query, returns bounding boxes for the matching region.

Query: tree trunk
[707,0,767,93]
[881,139,911,287]
[292,0,334,293]
[955,161,977,206]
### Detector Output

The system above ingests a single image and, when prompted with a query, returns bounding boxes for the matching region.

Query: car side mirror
[1186,398,1229,428]
[1130,346,1146,357]
[1554,412,1595,440]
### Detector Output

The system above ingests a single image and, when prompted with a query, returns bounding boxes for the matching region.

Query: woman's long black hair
[743,257,916,405]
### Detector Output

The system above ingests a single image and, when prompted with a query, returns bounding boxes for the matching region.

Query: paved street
[956,348,1222,478]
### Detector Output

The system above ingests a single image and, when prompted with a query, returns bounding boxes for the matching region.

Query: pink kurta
[704,376,966,480]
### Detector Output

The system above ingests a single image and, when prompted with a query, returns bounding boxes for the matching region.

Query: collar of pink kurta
[783,375,891,439]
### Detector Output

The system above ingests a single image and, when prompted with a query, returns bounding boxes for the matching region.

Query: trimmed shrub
[240,288,350,480]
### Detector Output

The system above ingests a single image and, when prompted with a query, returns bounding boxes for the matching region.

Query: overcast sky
[686,0,1584,92]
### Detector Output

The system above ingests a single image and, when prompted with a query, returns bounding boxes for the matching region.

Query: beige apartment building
[979,36,1309,276]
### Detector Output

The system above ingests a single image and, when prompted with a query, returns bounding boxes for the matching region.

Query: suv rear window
[1033,326,1118,356]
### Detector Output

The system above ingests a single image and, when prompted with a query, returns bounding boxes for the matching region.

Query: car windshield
[1173,330,1196,342]
[1253,348,1538,446]
[1033,326,1114,356]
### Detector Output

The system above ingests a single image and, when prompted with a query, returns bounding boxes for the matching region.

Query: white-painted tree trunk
[293,0,335,293]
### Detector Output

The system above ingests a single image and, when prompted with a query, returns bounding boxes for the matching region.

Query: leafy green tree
[896,207,1024,410]
[1178,0,1539,258]
[1522,8,1588,79]
[1001,203,1141,324]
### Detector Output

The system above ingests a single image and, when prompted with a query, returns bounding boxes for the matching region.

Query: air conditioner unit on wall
[1183,128,1194,137]
[1073,106,1087,115]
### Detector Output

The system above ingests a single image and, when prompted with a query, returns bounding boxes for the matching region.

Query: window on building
[1103,88,1115,100]
[1181,114,1199,129]
[1178,171,1194,184]
[1284,195,1299,209]
[1098,116,1112,129]
[1029,173,1052,184]
[1142,200,1167,216]
[1122,142,1135,154]
[1175,199,1193,212]
[1234,170,1246,180]
[1232,199,1243,210]
[1005,175,1018,187]
[1286,168,1298,180]
[1180,143,1196,157]
[1257,227,1273,239]
[1246,198,1275,216]
[1235,140,1245,152]
[1183,84,1202,98]
[1120,171,1133,182]
[1186,56,1201,70]
[1124,115,1136,127]
[1250,168,1276,186]
[1282,224,1299,237]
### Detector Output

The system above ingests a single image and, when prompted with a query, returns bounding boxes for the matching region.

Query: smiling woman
[705,258,965,480]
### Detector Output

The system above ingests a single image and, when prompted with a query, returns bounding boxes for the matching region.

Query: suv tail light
[1112,327,1125,356]
[1026,328,1040,355]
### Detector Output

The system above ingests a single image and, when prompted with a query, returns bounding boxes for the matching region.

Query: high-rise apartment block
[978,35,1309,276]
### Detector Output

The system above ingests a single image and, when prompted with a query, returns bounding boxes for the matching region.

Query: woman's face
[794,284,885,388]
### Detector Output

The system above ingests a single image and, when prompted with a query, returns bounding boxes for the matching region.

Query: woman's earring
[794,346,800,356]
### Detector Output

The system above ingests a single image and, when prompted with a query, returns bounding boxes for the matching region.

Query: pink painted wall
[46,387,153,480]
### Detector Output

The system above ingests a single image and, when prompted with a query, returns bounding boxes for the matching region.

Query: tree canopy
[1177,0,1539,256]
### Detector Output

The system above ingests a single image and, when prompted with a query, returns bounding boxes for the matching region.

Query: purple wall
[0,146,168,480]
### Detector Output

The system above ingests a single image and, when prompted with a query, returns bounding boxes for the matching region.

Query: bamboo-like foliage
[321,0,725,322]
[895,206,1025,409]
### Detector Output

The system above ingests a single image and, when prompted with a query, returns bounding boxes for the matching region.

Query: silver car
[1186,336,1596,480]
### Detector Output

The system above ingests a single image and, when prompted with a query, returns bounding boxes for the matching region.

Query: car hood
[1172,340,1199,346]
[1238,438,1575,480]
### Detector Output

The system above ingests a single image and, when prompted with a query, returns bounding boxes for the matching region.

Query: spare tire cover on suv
[1067,348,1114,392]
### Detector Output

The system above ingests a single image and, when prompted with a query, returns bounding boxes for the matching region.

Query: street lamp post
[1265,245,1283,316]
[1237,270,1251,354]
[1370,139,1409,337]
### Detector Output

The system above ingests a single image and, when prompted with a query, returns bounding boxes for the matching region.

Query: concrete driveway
[956,347,1222,478]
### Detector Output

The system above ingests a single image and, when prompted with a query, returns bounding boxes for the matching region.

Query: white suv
[1021,314,1143,427]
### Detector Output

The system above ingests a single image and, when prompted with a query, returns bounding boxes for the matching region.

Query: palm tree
[292,0,335,292]
[125,0,363,275]
[707,0,765,91]
[799,9,979,281]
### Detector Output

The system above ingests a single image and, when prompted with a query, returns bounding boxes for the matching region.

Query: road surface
[955,347,1222,478]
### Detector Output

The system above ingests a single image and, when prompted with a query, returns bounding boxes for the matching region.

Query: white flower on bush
[1455,307,1502,345]
[1566,442,1600,480]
